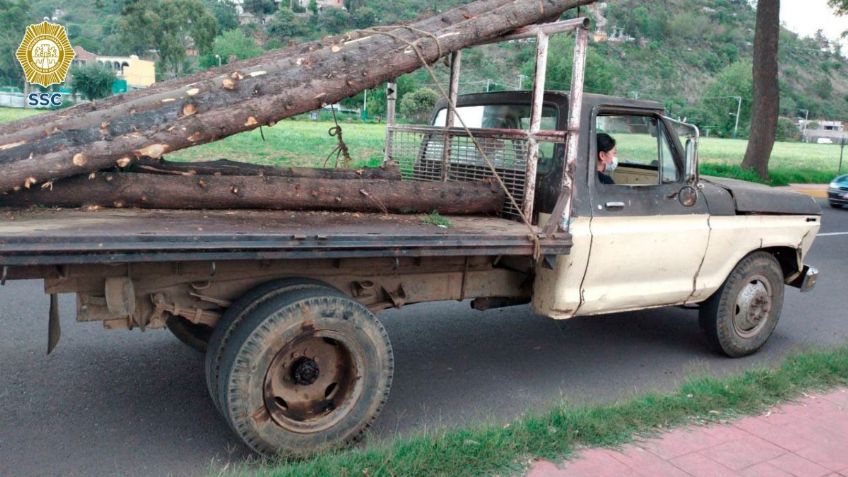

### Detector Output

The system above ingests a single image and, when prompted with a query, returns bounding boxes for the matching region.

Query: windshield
[432,104,557,130]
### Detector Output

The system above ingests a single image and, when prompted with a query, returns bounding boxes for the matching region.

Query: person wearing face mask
[596,132,618,184]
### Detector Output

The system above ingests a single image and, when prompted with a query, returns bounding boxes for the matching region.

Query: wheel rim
[263,330,361,433]
[732,274,773,339]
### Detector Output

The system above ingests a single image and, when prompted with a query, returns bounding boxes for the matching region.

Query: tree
[318,7,351,34]
[308,0,318,15]
[267,7,309,39]
[699,61,753,138]
[351,6,378,29]
[118,0,218,77]
[400,88,439,123]
[206,0,239,32]
[741,0,780,180]
[243,0,277,16]
[0,0,30,88]
[522,35,618,95]
[211,29,262,63]
[70,64,117,101]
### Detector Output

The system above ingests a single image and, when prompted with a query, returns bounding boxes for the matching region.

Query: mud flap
[48,293,60,354]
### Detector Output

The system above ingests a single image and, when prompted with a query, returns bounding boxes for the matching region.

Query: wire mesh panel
[387,126,533,220]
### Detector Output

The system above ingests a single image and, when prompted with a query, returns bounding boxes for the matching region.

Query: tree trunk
[741,0,780,180]
[0,0,593,194]
[1,173,504,215]
[129,158,402,180]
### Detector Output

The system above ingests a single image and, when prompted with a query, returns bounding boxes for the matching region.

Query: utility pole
[517,74,526,90]
[486,78,491,92]
[799,109,809,142]
[731,95,741,139]
[362,88,367,120]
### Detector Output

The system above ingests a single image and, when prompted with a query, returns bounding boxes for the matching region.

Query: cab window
[595,114,680,186]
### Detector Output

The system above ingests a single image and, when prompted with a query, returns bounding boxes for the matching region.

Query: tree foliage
[400,88,439,123]
[118,0,217,77]
[209,29,262,65]
[0,0,29,88]
[71,64,117,100]
[267,8,309,39]
[243,0,277,16]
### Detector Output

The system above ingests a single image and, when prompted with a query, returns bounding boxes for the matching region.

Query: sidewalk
[526,389,848,477]
[785,184,828,199]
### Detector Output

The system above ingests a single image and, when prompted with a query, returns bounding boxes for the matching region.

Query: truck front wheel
[699,252,784,358]
[216,287,394,457]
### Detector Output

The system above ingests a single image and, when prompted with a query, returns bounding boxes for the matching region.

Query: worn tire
[204,278,336,412]
[699,252,784,358]
[216,287,393,457]
[165,315,212,353]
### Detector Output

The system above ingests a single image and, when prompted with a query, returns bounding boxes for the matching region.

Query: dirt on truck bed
[0,208,572,266]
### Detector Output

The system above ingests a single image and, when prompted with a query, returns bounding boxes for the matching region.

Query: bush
[70,64,116,100]
[775,117,800,142]
[399,88,439,123]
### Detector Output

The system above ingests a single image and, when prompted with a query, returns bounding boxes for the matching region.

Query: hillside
[1,0,846,138]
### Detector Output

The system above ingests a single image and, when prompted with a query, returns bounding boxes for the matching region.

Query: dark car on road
[829,175,848,208]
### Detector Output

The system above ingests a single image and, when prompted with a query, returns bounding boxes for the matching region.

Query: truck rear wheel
[699,252,784,357]
[215,287,393,457]
[204,278,335,412]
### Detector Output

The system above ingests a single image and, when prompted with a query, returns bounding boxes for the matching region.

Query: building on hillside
[71,46,156,90]
[799,119,848,144]
[292,0,345,11]
[228,0,343,15]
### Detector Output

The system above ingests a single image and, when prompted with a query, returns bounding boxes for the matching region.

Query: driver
[597,133,618,184]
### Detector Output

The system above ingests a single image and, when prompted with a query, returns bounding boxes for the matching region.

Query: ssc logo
[15,21,75,88]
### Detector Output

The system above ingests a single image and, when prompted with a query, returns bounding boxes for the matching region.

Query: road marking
[817,232,848,236]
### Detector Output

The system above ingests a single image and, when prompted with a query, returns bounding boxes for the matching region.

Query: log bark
[129,158,402,180]
[1,173,503,215]
[0,0,593,194]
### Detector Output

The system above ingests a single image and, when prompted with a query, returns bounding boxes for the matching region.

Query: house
[71,46,156,90]
[799,119,848,144]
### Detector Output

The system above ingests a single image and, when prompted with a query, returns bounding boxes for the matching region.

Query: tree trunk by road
[1,173,504,215]
[0,0,593,194]
[741,0,780,180]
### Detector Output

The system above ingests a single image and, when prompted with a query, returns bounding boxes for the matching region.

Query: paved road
[0,202,846,476]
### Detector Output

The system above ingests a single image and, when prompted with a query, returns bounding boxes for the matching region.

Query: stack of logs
[0,0,592,215]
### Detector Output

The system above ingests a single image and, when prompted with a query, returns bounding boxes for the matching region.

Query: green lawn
[1,107,842,184]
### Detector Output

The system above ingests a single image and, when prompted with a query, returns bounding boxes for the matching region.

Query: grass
[229,345,848,477]
[422,211,452,227]
[1,107,842,184]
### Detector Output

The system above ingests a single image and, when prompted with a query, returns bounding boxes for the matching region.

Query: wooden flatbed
[0,208,571,266]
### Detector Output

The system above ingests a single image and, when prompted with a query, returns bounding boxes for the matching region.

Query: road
[0,201,846,476]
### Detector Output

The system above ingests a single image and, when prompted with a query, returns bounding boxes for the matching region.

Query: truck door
[577,111,710,315]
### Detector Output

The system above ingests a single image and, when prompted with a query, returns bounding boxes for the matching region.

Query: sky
[780,0,848,45]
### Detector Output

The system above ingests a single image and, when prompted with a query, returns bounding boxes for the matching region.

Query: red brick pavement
[526,389,848,477]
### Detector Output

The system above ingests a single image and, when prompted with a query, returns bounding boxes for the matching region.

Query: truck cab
[410,89,820,333]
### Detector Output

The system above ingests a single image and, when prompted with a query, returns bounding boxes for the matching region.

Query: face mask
[606,155,618,173]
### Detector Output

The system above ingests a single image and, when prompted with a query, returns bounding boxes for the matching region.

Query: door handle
[605,201,625,209]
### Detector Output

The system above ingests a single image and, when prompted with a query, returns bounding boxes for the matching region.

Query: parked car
[828,174,848,208]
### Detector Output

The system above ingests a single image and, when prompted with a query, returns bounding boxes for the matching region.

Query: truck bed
[0,208,571,266]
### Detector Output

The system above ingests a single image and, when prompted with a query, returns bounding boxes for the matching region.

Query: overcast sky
[781,0,848,43]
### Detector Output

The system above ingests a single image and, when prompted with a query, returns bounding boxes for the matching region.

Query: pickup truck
[0,20,821,457]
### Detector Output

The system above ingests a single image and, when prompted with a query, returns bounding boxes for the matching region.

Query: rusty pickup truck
[0,19,820,457]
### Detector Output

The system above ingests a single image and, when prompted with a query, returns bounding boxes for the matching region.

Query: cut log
[0,0,593,194]
[1,173,503,215]
[129,158,402,180]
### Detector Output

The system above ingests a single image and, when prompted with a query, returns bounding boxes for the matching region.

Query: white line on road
[817,232,848,236]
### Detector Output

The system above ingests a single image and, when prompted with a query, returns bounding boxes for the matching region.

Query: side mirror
[685,137,698,184]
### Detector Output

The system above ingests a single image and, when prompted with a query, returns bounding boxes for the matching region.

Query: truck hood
[701,176,821,215]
